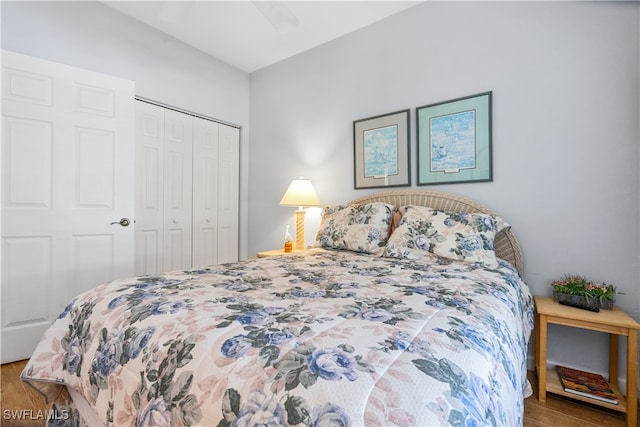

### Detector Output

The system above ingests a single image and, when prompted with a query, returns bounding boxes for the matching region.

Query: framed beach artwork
[417,92,492,185]
[353,109,410,189]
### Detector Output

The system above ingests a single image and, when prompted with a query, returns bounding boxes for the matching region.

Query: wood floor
[1,360,50,427]
[0,360,637,426]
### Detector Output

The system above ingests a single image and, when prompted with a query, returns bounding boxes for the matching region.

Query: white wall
[1,0,251,258]
[250,1,640,378]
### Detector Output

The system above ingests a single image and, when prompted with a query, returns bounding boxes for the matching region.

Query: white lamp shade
[279,178,320,207]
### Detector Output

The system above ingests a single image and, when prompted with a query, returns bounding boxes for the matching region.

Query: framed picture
[416,92,492,185]
[353,109,410,189]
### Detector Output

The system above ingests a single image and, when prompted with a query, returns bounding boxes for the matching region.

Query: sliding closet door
[217,124,240,263]
[163,109,193,271]
[1,51,135,362]
[192,117,219,268]
[134,101,239,274]
[134,103,193,274]
[193,121,239,266]
[134,102,164,275]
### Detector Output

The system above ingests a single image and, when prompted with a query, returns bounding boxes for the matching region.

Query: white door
[134,102,193,274]
[163,109,193,271]
[134,101,165,275]
[1,51,135,363]
[192,117,219,269]
[217,124,240,263]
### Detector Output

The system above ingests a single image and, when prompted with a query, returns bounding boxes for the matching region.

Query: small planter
[553,291,614,310]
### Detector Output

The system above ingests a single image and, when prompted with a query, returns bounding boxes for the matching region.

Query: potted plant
[550,274,617,309]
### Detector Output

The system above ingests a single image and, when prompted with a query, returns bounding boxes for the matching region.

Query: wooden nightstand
[534,295,640,427]
[256,249,303,258]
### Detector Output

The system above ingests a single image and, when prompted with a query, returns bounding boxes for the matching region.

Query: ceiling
[102,1,422,73]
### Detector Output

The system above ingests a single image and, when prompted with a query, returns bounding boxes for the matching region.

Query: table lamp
[279,177,321,250]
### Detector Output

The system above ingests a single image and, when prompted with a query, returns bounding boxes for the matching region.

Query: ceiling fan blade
[157,1,194,23]
[252,1,299,33]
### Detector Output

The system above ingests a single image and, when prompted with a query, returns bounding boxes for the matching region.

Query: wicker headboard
[349,190,524,275]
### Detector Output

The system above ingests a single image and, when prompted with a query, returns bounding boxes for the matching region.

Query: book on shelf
[555,365,618,405]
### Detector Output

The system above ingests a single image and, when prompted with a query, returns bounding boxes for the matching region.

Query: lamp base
[294,210,306,250]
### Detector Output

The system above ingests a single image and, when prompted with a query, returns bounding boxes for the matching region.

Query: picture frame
[416,91,492,185]
[353,109,410,189]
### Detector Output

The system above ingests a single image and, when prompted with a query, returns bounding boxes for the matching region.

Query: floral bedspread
[22,248,533,427]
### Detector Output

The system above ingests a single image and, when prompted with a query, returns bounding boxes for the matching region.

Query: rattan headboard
[349,190,524,275]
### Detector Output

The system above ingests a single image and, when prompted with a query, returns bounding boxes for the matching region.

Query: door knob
[110,218,131,227]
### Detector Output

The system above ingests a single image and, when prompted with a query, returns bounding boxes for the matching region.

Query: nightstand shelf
[256,249,303,258]
[534,295,639,427]
[544,366,626,412]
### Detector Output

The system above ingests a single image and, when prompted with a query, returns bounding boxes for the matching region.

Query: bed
[21,189,533,426]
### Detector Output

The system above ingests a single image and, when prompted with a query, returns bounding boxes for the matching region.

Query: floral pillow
[313,202,395,256]
[382,205,508,267]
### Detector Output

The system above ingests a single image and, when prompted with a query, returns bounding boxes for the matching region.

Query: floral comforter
[22,248,533,427]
